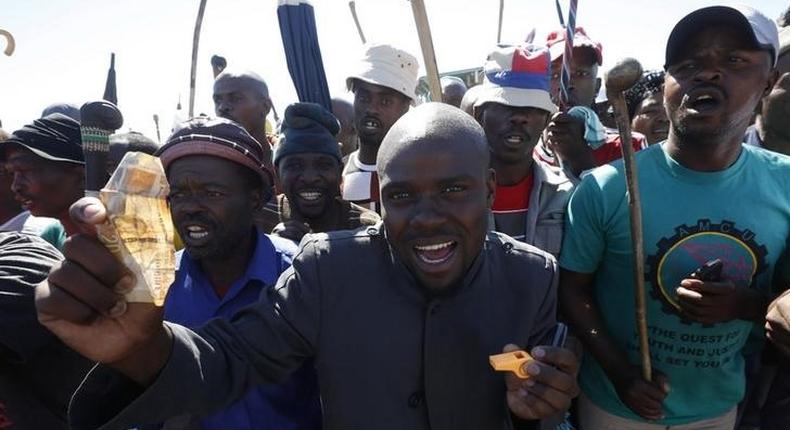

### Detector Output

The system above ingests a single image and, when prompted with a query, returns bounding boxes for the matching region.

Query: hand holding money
[36,195,173,384]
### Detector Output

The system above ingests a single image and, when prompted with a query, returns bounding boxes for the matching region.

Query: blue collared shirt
[164,229,322,430]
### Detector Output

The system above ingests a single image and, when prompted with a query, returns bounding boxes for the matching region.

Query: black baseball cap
[3,113,84,164]
[665,5,780,68]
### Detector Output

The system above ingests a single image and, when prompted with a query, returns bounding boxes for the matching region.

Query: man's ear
[763,70,779,98]
[473,104,484,124]
[261,96,273,118]
[250,186,265,211]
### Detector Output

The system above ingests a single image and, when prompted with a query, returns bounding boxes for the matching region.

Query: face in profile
[6,148,83,218]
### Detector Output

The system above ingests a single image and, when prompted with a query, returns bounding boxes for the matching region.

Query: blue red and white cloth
[473,44,558,114]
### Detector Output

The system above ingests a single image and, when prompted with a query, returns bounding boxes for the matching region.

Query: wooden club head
[605,58,643,95]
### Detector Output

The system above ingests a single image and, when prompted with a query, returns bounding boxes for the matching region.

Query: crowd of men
[0,4,789,430]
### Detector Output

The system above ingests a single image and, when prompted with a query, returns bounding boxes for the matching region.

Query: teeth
[697,95,713,101]
[185,225,209,240]
[364,120,379,128]
[188,231,208,239]
[299,191,322,201]
[414,241,453,251]
[505,135,523,143]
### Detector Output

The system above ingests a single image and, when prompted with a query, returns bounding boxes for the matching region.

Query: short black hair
[780,6,790,28]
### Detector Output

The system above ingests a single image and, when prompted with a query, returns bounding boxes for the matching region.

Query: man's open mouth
[684,87,725,114]
[504,133,526,148]
[297,189,324,202]
[414,240,458,265]
[14,194,35,210]
[182,223,212,243]
[362,117,381,132]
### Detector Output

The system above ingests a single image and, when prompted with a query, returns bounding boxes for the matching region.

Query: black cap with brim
[665,6,776,68]
[2,113,84,164]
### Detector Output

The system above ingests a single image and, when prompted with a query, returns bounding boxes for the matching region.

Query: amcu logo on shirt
[646,218,768,323]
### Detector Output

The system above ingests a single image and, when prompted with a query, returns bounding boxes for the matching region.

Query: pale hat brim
[473,84,558,114]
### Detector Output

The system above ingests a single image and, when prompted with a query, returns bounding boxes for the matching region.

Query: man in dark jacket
[37,103,579,430]
[0,232,92,429]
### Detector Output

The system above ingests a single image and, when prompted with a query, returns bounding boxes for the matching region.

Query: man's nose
[216,101,232,116]
[410,197,445,231]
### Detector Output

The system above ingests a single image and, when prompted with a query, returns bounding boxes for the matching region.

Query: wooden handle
[409,0,442,103]
[0,29,15,56]
[609,90,651,382]
[349,1,366,44]
[497,0,504,44]
[189,0,209,118]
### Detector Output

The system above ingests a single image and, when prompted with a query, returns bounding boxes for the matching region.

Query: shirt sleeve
[558,174,606,274]
[527,254,559,348]
[69,240,324,430]
[0,233,64,362]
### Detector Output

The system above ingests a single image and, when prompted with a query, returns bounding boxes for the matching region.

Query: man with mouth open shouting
[473,44,573,257]
[272,102,378,243]
[342,43,418,213]
[146,117,322,430]
[559,6,790,429]
[37,103,579,430]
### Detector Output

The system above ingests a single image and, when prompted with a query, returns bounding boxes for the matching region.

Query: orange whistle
[489,350,533,379]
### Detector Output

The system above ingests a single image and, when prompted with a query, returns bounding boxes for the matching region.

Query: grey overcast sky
[0,0,784,141]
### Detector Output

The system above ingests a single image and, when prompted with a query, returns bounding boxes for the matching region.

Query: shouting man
[37,103,579,430]
[559,6,788,429]
[152,117,322,429]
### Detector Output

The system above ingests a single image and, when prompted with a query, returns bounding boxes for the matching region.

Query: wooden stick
[349,1,366,44]
[0,29,15,56]
[189,0,209,118]
[153,114,161,144]
[497,0,504,44]
[409,0,442,103]
[605,58,650,381]
[554,0,565,26]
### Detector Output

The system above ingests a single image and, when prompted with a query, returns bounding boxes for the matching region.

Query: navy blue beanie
[273,102,342,166]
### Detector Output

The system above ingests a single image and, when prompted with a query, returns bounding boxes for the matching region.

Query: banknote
[97,152,175,306]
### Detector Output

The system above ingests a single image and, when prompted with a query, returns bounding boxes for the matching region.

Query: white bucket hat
[346,43,420,101]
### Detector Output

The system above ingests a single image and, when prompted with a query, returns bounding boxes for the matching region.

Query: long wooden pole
[497,0,504,44]
[605,58,651,382]
[409,0,442,103]
[189,0,208,118]
[0,29,15,56]
[349,1,366,44]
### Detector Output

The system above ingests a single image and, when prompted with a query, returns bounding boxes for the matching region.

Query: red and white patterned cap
[545,26,603,66]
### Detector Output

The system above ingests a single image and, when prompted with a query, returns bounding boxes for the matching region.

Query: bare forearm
[559,277,630,385]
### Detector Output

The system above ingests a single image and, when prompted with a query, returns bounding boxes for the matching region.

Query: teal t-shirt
[559,143,790,425]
